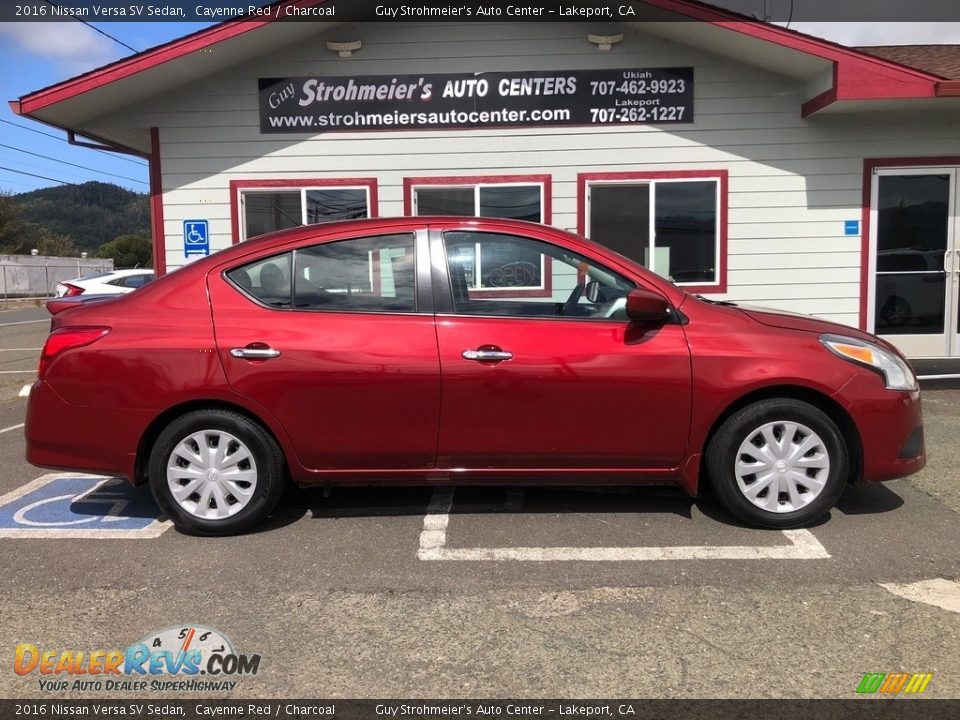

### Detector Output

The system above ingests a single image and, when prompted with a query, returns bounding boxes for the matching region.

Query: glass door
[870,169,958,357]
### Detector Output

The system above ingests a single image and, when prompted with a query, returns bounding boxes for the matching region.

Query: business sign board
[259,67,693,134]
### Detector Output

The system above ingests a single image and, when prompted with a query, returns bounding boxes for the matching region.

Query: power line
[42,0,139,53]
[0,143,147,185]
[0,119,147,167]
[0,165,144,200]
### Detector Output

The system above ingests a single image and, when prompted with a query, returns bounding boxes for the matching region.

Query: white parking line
[0,320,47,327]
[0,423,24,435]
[0,370,37,374]
[416,487,831,562]
[880,578,960,614]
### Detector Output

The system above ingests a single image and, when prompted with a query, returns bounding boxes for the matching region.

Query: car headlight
[819,334,918,391]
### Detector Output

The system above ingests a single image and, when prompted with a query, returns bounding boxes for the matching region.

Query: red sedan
[26,217,925,535]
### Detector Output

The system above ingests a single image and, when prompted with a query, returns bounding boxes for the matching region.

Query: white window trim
[585,177,722,288]
[411,181,547,291]
[238,185,372,242]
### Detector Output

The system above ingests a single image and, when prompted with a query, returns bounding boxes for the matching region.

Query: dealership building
[11,0,960,361]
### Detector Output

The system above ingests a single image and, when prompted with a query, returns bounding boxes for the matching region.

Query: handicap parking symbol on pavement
[0,474,170,539]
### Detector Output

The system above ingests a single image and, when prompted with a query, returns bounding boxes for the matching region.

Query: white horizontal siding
[121,21,960,324]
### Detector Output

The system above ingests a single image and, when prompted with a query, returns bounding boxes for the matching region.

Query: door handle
[230,346,281,360]
[462,348,513,362]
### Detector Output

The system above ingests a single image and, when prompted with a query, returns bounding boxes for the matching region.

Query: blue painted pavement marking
[0,474,170,538]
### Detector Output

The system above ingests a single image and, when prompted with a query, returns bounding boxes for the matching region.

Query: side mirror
[625,288,671,323]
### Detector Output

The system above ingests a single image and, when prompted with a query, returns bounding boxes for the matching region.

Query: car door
[431,227,692,471]
[208,229,441,471]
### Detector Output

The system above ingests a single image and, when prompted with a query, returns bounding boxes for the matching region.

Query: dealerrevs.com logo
[14,625,261,693]
[856,672,934,695]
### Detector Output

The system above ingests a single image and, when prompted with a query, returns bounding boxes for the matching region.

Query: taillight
[62,284,85,297]
[38,327,110,380]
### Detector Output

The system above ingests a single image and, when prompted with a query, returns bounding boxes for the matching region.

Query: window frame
[230,177,379,244]
[223,232,422,316]
[404,174,552,298]
[434,229,636,324]
[577,170,728,293]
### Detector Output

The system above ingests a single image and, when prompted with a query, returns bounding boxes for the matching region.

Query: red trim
[149,127,166,276]
[860,155,960,331]
[800,87,839,118]
[229,177,379,244]
[935,81,960,97]
[405,174,553,298]
[15,0,329,116]
[577,169,728,294]
[13,0,940,123]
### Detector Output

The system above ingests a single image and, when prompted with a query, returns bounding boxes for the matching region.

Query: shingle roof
[857,45,960,80]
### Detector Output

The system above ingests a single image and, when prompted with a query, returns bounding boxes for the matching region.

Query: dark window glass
[444,231,633,320]
[244,192,301,239]
[655,181,717,284]
[416,188,474,215]
[877,175,949,258]
[305,189,368,224]
[479,185,541,222]
[589,185,650,266]
[122,274,152,288]
[228,253,292,308]
[875,175,950,335]
[293,234,416,313]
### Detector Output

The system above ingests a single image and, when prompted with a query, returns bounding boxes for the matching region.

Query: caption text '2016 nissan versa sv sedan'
[25,217,925,535]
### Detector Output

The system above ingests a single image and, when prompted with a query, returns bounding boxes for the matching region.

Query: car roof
[151,216,687,306]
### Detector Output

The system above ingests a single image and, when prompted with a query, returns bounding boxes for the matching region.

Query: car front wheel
[148,409,286,536]
[705,399,848,528]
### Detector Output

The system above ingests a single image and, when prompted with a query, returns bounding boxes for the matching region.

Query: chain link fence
[0,255,115,301]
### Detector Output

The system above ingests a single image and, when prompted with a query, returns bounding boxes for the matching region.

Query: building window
[230,178,378,243]
[405,175,551,296]
[579,171,727,292]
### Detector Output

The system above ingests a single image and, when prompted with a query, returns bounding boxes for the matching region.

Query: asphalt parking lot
[0,305,958,699]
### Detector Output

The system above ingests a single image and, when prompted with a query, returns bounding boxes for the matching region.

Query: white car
[55,269,155,297]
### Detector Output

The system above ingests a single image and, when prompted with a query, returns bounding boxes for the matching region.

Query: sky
[0,17,958,196]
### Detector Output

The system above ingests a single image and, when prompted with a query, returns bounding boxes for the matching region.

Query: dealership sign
[258,67,693,133]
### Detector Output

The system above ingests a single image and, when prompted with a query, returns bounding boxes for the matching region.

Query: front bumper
[833,371,925,483]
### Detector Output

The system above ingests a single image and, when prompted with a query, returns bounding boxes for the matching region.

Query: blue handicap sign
[0,475,169,538]
[844,220,860,236]
[184,219,210,257]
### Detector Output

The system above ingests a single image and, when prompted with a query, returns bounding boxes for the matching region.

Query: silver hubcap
[166,430,258,520]
[734,421,831,514]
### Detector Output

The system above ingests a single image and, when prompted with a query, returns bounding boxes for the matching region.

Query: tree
[96,234,153,268]
[0,191,72,255]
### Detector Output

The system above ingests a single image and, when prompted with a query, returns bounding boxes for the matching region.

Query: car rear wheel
[705,399,848,528]
[148,409,286,536]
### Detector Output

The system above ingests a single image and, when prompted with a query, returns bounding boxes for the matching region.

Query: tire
[148,409,286,536]
[880,295,912,327]
[704,399,848,528]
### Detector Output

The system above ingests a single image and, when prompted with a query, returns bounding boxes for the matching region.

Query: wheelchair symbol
[184,219,210,258]
[0,475,171,538]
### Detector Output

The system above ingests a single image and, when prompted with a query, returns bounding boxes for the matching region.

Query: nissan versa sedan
[25,217,925,535]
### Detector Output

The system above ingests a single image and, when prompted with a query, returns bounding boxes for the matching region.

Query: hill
[14,182,150,254]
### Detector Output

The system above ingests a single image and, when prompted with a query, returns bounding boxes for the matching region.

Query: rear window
[227,253,292,308]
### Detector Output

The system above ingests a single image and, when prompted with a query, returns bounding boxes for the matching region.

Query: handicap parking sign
[184,219,210,257]
[0,474,170,539]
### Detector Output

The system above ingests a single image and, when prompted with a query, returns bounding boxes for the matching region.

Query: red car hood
[736,304,880,343]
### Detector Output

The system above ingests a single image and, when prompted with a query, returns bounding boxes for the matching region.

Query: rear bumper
[25,380,150,482]
[833,371,926,483]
